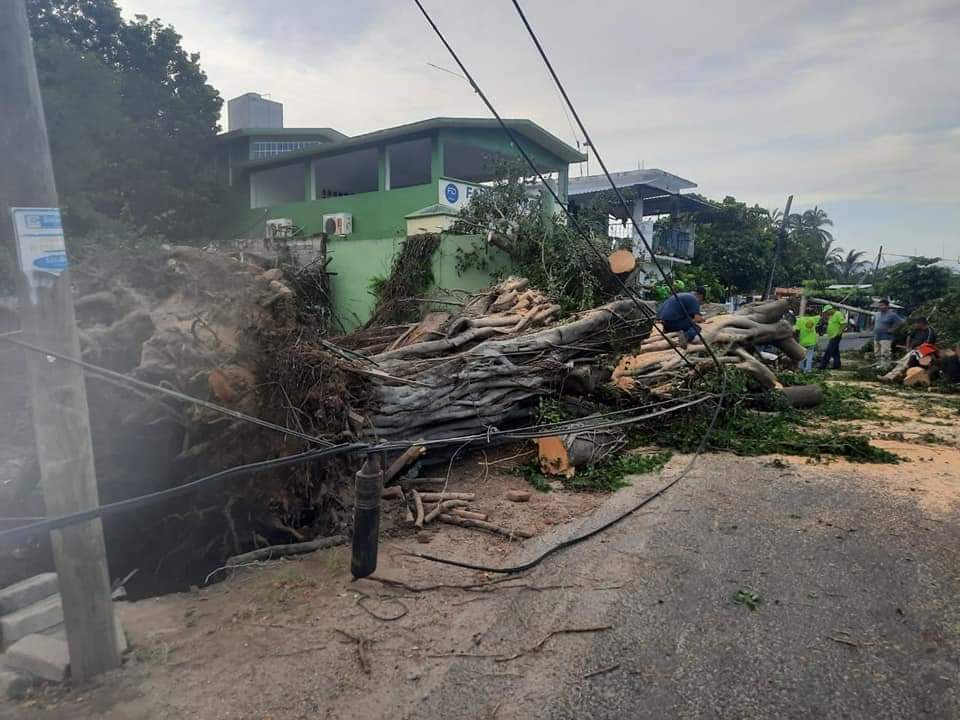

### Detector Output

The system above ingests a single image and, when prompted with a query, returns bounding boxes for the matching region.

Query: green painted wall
[326,233,510,330]
[440,127,568,174]
[233,183,436,241]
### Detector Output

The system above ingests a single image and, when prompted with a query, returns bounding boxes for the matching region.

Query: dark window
[313,148,379,198]
[387,138,431,189]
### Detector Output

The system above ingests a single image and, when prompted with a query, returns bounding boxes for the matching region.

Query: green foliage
[450,161,607,313]
[733,589,762,610]
[367,234,441,324]
[876,258,958,312]
[913,289,960,346]
[673,264,724,302]
[666,197,775,294]
[27,0,225,240]
[650,370,899,463]
[534,397,575,425]
[520,451,672,493]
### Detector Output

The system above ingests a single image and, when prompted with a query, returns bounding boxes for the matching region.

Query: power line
[0,334,335,448]
[507,0,723,370]
[409,0,703,375]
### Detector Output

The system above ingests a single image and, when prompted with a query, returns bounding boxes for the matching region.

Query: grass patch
[650,370,900,464]
[519,450,672,493]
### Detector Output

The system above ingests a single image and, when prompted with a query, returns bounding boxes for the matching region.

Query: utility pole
[0,0,119,680]
[765,195,793,299]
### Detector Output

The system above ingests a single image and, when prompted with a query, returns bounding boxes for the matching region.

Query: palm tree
[836,249,871,283]
[801,206,834,249]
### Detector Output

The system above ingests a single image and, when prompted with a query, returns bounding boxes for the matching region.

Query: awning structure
[567,168,717,218]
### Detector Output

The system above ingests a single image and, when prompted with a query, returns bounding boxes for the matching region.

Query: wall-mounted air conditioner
[265,218,294,240]
[323,213,353,236]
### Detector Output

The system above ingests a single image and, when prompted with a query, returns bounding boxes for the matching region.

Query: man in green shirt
[817,304,846,370]
[794,313,820,372]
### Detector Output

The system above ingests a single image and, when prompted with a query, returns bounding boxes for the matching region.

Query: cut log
[452,509,488,521]
[411,490,425,528]
[438,514,534,539]
[537,426,626,478]
[225,535,346,566]
[423,499,469,524]
[778,384,824,408]
[904,366,931,387]
[608,249,637,275]
[384,445,426,484]
[381,486,404,500]
[418,492,475,502]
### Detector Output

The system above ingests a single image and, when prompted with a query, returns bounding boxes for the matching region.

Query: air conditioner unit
[323,213,353,236]
[265,218,294,240]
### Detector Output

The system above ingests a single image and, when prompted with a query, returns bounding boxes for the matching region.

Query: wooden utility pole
[0,0,119,679]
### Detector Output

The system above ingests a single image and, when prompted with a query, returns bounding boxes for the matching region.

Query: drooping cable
[0,334,334,448]
[508,0,725,370]
[411,0,702,374]
[0,444,361,547]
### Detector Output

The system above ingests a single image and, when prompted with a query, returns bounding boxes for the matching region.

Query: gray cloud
[119,0,960,257]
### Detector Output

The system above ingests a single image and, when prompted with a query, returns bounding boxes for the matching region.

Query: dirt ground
[2,382,959,719]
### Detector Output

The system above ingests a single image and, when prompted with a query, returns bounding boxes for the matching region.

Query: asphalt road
[400,456,960,720]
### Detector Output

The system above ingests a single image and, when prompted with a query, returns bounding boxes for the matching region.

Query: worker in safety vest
[794,313,820,372]
[817,304,846,370]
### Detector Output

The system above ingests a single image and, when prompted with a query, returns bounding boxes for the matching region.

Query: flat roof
[214,127,349,143]
[236,117,587,171]
[568,169,718,217]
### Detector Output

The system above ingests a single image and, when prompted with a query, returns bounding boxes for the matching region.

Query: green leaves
[733,589,762,610]
[28,0,225,240]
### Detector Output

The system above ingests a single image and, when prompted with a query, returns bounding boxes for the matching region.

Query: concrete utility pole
[0,0,119,680]
[765,195,793,300]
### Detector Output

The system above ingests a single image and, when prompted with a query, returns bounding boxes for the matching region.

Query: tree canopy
[876,257,958,311]
[27,0,225,239]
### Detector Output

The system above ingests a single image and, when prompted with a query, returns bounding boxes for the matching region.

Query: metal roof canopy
[213,127,349,143]
[236,117,586,171]
[568,168,716,217]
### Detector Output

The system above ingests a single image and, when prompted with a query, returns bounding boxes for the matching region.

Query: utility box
[228,93,283,131]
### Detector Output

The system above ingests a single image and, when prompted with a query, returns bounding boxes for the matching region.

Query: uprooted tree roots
[13,245,813,593]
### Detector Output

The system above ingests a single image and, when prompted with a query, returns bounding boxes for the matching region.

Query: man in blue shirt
[657,286,706,346]
[873,298,903,368]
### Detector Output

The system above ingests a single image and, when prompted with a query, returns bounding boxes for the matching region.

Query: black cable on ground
[409,369,727,574]
[0,444,364,548]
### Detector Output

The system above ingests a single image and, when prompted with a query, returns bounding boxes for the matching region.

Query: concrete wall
[328,233,510,330]
[217,232,510,330]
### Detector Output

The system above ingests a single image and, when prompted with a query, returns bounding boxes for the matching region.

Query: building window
[250,164,305,208]
[387,138,431,189]
[313,148,378,198]
[252,140,322,159]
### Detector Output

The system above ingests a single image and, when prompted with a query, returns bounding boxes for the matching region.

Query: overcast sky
[119,0,959,264]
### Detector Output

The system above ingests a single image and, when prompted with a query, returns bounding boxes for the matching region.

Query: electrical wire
[403,0,731,574]
[0,444,362,548]
[0,334,334,448]
[508,0,724,371]
[410,0,702,375]
[409,370,727,574]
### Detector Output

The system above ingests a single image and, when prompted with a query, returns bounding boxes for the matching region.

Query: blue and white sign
[438,179,482,211]
[10,207,68,304]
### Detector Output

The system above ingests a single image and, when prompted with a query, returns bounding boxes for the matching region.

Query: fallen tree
[611,299,802,395]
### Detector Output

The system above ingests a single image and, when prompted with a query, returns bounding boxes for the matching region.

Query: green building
[214,101,584,327]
